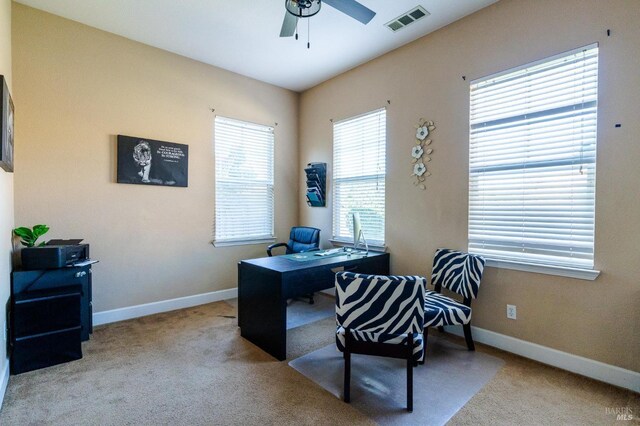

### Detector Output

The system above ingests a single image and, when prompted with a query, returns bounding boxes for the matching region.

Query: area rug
[286,294,335,329]
[289,334,505,426]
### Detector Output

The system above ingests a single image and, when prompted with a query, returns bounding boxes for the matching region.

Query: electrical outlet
[507,304,517,320]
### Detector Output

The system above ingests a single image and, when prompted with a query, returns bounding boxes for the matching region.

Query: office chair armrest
[267,242,289,257]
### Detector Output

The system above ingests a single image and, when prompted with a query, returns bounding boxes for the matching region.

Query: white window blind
[214,116,274,245]
[469,45,598,269]
[333,108,386,245]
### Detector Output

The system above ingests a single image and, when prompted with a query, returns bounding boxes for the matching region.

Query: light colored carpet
[1,301,372,426]
[0,300,638,425]
[290,336,504,425]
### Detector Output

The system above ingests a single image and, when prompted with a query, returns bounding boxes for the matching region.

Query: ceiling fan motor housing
[285,0,321,18]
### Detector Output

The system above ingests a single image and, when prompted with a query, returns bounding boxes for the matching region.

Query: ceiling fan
[280,0,376,40]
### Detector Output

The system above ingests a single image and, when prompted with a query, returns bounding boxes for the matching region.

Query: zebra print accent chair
[335,272,425,412]
[424,248,486,354]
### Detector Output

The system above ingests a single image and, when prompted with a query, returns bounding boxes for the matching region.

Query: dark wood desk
[238,251,390,360]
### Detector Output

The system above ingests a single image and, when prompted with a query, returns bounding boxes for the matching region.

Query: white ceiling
[15,0,498,92]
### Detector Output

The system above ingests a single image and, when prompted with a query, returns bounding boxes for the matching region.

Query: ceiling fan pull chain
[307,18,310,49]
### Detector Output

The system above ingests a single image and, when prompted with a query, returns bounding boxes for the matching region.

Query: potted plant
[13,224,50,247]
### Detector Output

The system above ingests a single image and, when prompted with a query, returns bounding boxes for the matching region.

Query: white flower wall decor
[411,118,436,190]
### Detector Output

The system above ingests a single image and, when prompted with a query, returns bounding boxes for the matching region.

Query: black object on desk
[10,260,94,374]
[238,250,389,360]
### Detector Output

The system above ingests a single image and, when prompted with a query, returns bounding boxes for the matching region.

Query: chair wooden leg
[407,333,413,412]
[463,323,475,351]
[407,356,413,412]
[419,327,429,365]
[344,350,351,403]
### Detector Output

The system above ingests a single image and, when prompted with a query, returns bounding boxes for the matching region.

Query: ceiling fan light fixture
[285,0,321,19]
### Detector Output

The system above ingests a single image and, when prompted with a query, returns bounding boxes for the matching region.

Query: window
[214,116,275,246]
[332,108,386,246]
[469,45,598,273]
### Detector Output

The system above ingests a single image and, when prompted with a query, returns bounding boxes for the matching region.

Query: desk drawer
[11,327,82,374]
[13,290,81,338]
[283,261,373,299]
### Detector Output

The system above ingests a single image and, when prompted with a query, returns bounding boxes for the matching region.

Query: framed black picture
[117,135,188,187]
[0,75,14,173]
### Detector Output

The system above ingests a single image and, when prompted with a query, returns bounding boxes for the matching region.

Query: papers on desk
[69,259,99,267]
[314,249,344,256]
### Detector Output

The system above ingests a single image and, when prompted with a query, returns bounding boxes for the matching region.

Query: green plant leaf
[14,225,50,248]
[13,227,34,239]
[37,241,46,247]
[33,225,50,238]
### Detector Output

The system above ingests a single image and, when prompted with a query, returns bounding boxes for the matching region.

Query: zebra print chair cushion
[424,290,472,327]
[431,248,486,300]
[335,272,426,362]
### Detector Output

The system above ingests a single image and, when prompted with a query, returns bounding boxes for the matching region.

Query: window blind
[332,108,386,245]
[468,45,598,269]
[214,116,275,245]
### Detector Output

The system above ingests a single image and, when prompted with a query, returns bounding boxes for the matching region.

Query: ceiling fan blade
[280,12,298,37]
[323,0,376,24]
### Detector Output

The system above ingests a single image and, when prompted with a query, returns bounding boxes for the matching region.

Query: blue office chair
[267,226,321,257]
[267,226,321,304]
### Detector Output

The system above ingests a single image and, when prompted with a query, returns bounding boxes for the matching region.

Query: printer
[21,239,90,270]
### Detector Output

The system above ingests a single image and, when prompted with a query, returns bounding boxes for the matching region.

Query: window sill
[329,239,387,252]
[484,258,600,281]
[212,238,276,248]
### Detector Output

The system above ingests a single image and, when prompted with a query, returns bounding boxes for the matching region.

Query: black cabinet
[10,265,93,374]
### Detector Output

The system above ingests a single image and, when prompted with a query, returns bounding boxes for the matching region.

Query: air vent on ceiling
[385,6,430,32]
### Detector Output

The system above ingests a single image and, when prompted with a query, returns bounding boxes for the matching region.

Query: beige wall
[12,4,299,312]
[300,0,640,372]
[0,0,12,379]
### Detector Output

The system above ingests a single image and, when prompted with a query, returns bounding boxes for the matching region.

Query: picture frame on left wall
[0,75,15,173]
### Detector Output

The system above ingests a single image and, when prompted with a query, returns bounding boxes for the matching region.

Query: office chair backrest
[431,248,486,300]
[336,272,425,335]
[288,227,321,254]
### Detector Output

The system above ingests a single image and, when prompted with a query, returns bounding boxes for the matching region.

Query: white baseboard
[0,360,9,411]
[444,325,640,393]
[93,288,238,326]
